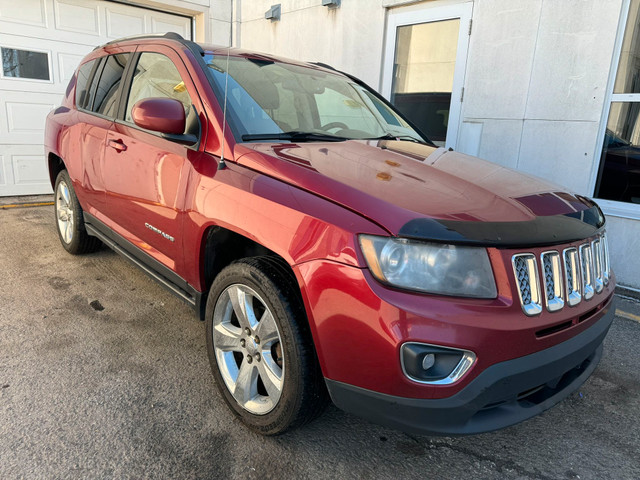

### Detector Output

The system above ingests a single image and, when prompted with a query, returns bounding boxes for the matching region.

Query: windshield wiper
[365,133,429,144]
[242,131,348,142]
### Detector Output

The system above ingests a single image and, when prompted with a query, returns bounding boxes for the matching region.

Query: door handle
[108,139,127,152]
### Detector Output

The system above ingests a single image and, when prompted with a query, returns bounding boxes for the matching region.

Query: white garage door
[0,0,192,196]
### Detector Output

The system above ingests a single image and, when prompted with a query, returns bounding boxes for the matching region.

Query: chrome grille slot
[512,254,542,316]
[541,251,564,312]
[579,243,595,300]
[592,239,604,293]
[513,234,610,315]
[601,233,610,286]
[563,248,582,307]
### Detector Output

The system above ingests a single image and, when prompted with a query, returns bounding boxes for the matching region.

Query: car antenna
[218,43,231,170]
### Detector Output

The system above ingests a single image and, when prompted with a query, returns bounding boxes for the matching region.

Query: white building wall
[457,0,637,288]
[236,0,386,88]
[459,0,622,193]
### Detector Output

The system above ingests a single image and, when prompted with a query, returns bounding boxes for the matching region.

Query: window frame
[75,58,102,111]
[119,51,193,127]
[91,52,135,119]
[0,44,53,84]
[591,0,640,219]
[113,46,203,149]
[77,50,135,122]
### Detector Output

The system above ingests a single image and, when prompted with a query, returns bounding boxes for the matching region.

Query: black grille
[543,255,554,300]
[514,256,532,305]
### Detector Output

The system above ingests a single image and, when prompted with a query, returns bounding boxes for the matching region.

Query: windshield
[203,53,428,143]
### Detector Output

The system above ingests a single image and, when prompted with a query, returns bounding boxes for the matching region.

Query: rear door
[76,50,134,214]
[101,45,203,273]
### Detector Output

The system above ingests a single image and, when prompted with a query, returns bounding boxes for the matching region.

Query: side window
[75,59,97,110]
[92,53,131,117]
[125,52,192,129]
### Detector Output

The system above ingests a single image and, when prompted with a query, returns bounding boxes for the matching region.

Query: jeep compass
[44,33,615,435]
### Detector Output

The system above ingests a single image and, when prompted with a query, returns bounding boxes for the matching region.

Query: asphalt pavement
[1,199,639,479]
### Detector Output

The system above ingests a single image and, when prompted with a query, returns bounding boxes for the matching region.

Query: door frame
[588,0,640,220]
[381,2,473,149]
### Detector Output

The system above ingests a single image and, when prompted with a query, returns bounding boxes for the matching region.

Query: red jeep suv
[45,33,615,436]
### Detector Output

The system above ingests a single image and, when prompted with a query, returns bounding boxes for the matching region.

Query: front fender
[183,157,389,290]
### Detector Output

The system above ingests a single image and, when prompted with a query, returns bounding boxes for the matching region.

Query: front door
[102,46,201,273]
[382,2,472,148]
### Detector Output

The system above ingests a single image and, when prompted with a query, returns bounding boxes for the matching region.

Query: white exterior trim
[589,0,640,220]
[381,1,473,149]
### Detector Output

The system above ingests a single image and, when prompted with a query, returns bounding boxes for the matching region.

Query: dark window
[595,0,640,204]
[392,92,451,144]
[92,53,131,117]
[75,59,98,110]
[595,105,640,204]
[125,52,192,126]
[389,20,461,147]
[1,47,50,81]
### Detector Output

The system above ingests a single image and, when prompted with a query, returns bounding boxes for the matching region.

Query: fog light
[401,343,476,385]
[422,353,436,370]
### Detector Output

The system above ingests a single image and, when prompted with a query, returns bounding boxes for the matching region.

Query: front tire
[205,257,327,435]
[54,170,101,254]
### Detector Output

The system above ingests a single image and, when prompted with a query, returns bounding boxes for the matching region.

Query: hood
[234,140,604,246]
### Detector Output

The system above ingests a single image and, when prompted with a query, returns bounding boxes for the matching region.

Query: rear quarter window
[92,53,131,117]
[75,59,98,110]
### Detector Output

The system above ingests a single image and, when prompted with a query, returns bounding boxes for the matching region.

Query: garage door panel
[0,77,62,95]
[54,0,100,36]
[58,52,86,83]
[1,94,57,145]
[0,0,193,196]
[0,0,46,27]
[0,145,52,195]
[0,20,99,48]
[0,154,6,186]
[6,102,55,134]
[13,154,50,185]
[105,8,145,39]
[149,15,191,38]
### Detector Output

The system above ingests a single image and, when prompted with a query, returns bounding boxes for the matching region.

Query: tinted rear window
[92,53,131,117]
[75,59,97,109]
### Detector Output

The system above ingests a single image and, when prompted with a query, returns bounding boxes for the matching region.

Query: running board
[84,213,203,316]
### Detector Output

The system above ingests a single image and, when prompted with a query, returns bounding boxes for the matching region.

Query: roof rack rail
[93,32,204,56]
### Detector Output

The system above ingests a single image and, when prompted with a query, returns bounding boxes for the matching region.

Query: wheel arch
[48,152,66,189]
[200,225,296,297]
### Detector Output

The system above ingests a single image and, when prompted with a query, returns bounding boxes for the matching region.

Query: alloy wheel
[56,179,74,244]
[212,284,284,415]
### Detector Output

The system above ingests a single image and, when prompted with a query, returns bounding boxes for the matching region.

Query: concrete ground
[1,200,639,480]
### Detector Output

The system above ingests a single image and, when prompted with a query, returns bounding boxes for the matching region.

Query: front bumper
[326,303,614,435]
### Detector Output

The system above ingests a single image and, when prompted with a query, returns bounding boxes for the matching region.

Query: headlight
[359,235,497,298]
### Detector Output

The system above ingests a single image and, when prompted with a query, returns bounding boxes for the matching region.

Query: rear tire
[54,169,101,255]
[205,256,328,435]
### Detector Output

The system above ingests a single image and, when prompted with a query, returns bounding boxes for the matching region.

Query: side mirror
[131,97,186,135]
